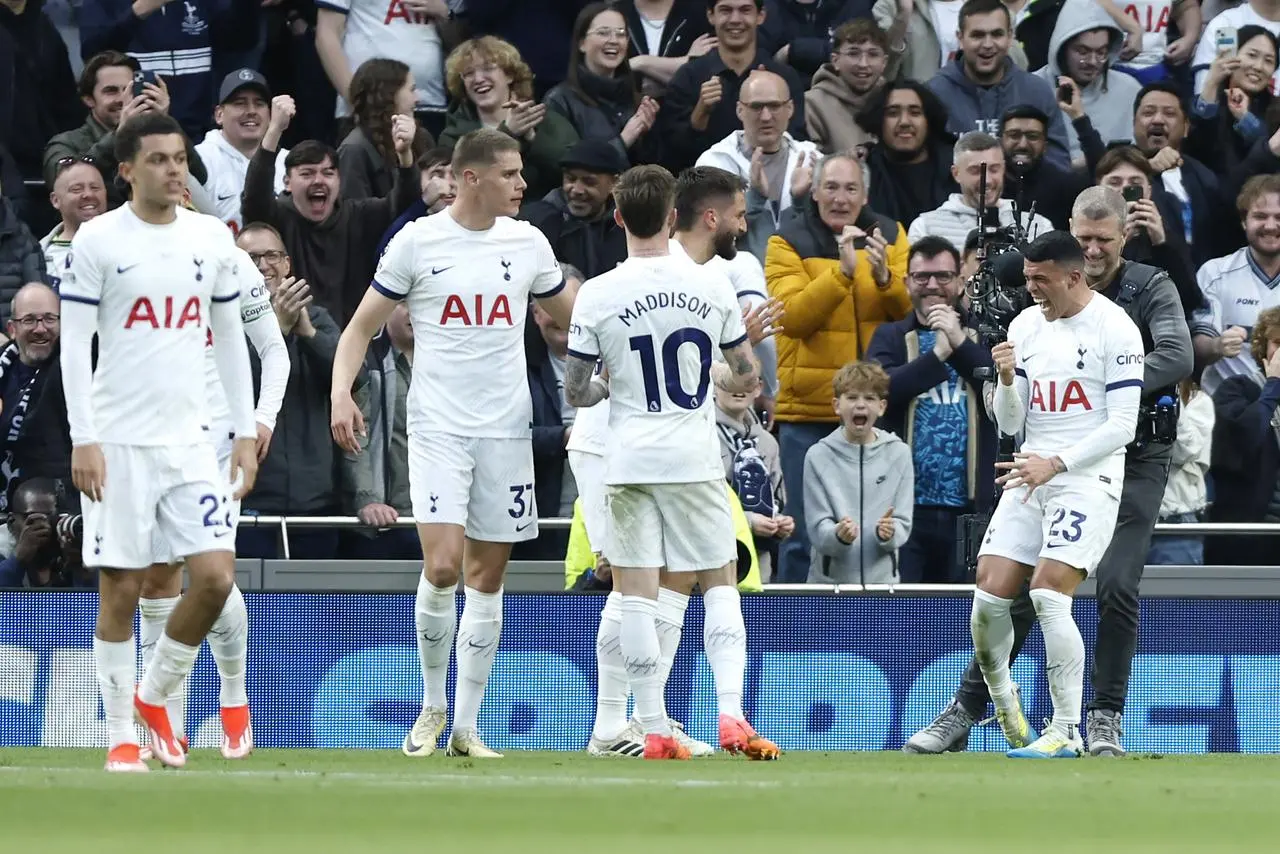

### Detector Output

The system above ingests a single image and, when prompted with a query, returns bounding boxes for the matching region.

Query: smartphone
[852,225,877,250]
[1057,83,1073,104]
[1216,26,1238,56]
[1121,184,1144,204]
[132,70,158,98]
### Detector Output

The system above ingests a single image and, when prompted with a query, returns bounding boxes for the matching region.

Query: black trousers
[899,505,971,584]
[954,453,1170,718]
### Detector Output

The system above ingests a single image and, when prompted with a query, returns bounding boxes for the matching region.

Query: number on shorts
[508,483,535,519]
[1048,508,1087,543]
[200,493,232,529]
[627,327,713,412]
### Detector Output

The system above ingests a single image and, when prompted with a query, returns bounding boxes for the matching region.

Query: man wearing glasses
[999,106,1090,230]
[0,284,72,520]
[866,235,997,583]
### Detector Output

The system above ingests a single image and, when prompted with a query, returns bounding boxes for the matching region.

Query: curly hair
[1251,306,1280,371]
[832,361,890,400]
[350,58,413,165]
[445,37,535,105]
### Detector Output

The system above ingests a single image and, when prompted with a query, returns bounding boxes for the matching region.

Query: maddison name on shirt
[618,292,714,327]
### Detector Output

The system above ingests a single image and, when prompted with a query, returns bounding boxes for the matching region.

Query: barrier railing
[237,515,1280,560]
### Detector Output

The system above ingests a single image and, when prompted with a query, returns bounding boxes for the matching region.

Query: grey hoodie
[1034,0,1140,162]
[804,427,914,585]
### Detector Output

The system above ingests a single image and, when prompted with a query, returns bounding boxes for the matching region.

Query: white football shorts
[151,427,240,565]
[408,431,538,542]
[84,441,234,570]
[978,479,1121,576]
[568,449,607,554]
[604,480,736,572]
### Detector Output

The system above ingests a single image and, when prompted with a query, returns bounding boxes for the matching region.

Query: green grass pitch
[1,749,1276,852]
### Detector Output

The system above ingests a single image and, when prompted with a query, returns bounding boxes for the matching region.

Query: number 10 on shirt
[628,327,713,412]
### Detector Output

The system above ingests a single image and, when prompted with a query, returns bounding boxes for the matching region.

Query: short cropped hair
[79,50,140,100]
[1022,230,1085,268]
[959,0,1011,34]
[237,221,286,248]
[833,18,889,53]
[10,477,58,516]
[417,146,453,173]
[833,361,890,400]
[1095,145,1154,182]
[114,112,185,164]
[1135,81,1187,119]
[1237,173,1280,220]
[908,235,961,271]
[1252,306,1280,371]
[707,0,764,10]
[954,130,1001,161]
[452,129,520,173]
[999,105,1049,132]
[674,166,746,231]
[284,140,338,172]
[1072,186,1127,228]
[614,165,676,239]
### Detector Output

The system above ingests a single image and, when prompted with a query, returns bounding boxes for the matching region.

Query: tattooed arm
[711,340,761,395]
[564,354,610,408]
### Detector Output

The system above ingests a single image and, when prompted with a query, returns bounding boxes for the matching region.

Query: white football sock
[655,587,689,689]
[138,633,199,710]
[208,584,248,708]
[970,589,1016,709]
[94,636,137,748]
[452,586,502,734]
[415,575,457,711]
[620,595,668,736]
[592,591,629,740]
[1031,588,1085,739]
[702,585,747,720]
[138,596,186,736]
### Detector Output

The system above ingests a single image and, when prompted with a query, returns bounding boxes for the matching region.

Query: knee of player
[140,563,183,599]
[975,556,1027,598]
[660,570,698,596]
[424,563,462,588]
[1029,559,1086,596]
[97,568,146,618]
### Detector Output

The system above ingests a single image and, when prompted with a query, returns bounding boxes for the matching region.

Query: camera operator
[0,478,92,589]
[906,186,1192,758]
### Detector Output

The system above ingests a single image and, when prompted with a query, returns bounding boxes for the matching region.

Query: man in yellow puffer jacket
[765,152,910,583]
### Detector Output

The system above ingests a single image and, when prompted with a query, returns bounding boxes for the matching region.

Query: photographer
[906,187,1192,758]
[0,478,91,589]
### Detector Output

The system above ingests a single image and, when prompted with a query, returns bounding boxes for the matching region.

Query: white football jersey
[1192,248,1280,395]
[567,253,748,486]
[1007,295,1145,493]
[373,209,564,438]
[61,206,242,446]
[204,250,289,432]
[324,0,447,115]
[195,130,289,235]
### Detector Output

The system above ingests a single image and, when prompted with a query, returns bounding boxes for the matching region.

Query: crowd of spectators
[2,0,1280,588]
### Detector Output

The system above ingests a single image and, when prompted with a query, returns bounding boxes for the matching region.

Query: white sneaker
[670,718,714,757]
[402,707,447,757]
[587,719,646,757]
[446,729,503,758]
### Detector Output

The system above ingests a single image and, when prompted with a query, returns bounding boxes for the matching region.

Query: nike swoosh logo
[214,529,231,538]
[515,520,534,532]
[1045,542,1065,548]
[403,733,428,753]
[116,263,140,274]
[432,266,454,275]
[216,194,234,201]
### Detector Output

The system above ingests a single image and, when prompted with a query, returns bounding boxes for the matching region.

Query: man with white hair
[906,186,1192,759]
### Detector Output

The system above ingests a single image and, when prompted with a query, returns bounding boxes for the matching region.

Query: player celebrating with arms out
[564,165,768,760]
[975,231,1145,759]
[331,129,576,759]
[60,112,260,772]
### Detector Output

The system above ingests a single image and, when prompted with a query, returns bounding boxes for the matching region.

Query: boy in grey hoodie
[805,361,914,584]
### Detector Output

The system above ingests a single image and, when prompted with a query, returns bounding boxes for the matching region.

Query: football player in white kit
[60,113,259,772]
[974,230,1145,759]
[564,165,767,760]
[578,166,781,759]
[135,245,289,760]
[331,129,577,759]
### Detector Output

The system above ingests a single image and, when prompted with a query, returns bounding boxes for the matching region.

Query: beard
[714,227,739,260]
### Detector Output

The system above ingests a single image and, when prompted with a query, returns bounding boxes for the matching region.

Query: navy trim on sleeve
[370,280,406,301]
[313,0,350,13]
[1106,379,1144,391]
[566,347,599,362]
[534,277,567,299]
[211,291,240,304]
[736,289,768,301]
[60,292,100,306]
[1014,367,1027,378]
[721,331,750,349]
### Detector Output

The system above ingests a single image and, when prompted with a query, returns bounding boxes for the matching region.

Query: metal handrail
[236,515,1280,560]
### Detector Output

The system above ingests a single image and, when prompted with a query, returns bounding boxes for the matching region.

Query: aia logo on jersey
[440,293,513,326]
[1029,380,1092,412]
[1123,3,1169,34]
[384,0,431,25]
[125,296,202,329]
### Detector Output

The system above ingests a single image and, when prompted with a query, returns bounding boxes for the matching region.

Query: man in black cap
[195,68,291,235]
[521,139,629,280]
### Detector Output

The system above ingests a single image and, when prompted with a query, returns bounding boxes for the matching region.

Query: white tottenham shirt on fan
[59,205,256,446]
[1191,246,1280,396]
[372,208,565,439]
[195,131,289,235]
[317,0,447,116]
[203,248,290,432]
[1194,5,1280,94]
[567,252,748,486]
[1121,0,1174,68]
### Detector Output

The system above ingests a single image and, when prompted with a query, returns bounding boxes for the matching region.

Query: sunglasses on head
[55,155,101,176]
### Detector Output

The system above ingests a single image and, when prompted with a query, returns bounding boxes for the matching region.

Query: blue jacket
[79,0,231,140]
[927,57,1071,170]
[865,311,999,512]
[376,198,428,260]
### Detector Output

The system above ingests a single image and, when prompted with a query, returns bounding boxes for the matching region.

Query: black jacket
[865,312,998,512]
[864,141,957,229]
[1002,157,1090,230]
[1014,0,1067,71]
[659,48,807,172]
[0,199,45,326]
[243,307,341,515]
[1207,375,1280,565]
[544,65,662,165]
[525,323,568,525]
[759,0,872,78]
[1122,192,1204,320]
[522,190,627,280]
[620,0,710,61]
[0,340,73,512]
